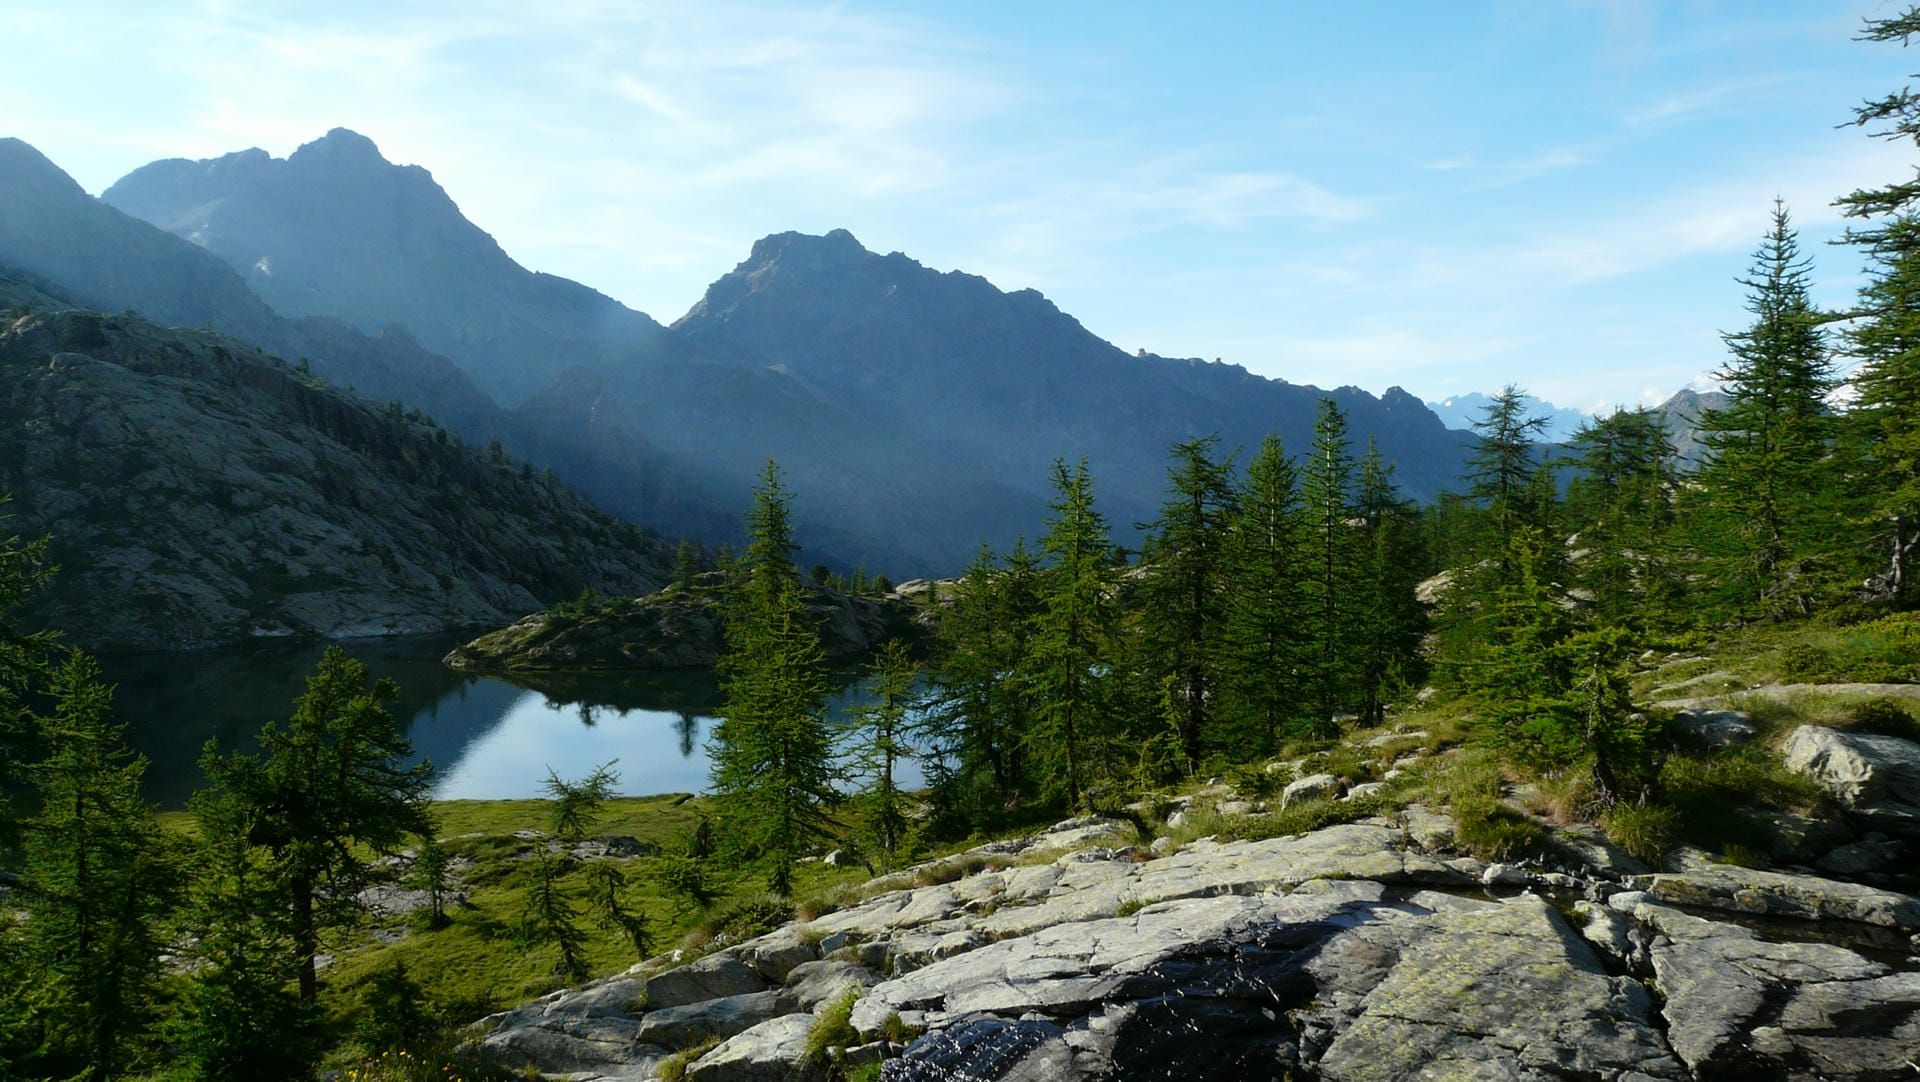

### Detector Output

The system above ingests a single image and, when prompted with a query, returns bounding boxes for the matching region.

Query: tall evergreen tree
[1026,459,1117,807]
[1466,385,1550,581]
[171,784,317,1081]
[1299,399,1362,731]
[0,517,55,862]
[1352,441,1427,726]
[926,540,1041,820]
[709,460,837,896]
[1693,203,1837,616]
[1566,408,1679,628]
[1219,436,1309,753]
[17,655,178,1082]
[1139,436,1238,772]
[1841,8,1920,606]
[200,647,435,1001]
[847,638,918,865]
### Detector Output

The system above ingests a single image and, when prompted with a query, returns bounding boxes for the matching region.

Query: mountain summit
[103,129,674,404]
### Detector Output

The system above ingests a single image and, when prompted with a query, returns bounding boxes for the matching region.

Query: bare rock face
[470,799,1920,1081]
[0,303,669,651]
[1783,725,1920,836]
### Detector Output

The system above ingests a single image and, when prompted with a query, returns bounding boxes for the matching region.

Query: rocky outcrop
[443,580,923,673]
[474,809,1920,1080]
[1784,724,1920,836]
[0,299,670,651]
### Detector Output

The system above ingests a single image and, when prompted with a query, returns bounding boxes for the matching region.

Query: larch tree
[1138,435,1238,773]
[1026,459,1117,808]
[1693,202,1837,617]
[1841,7,1920,607]
[847,638,918,866]
[1218,435,1309,754]
[1351,441,1426,726]
[1299,399,1363,732]
[199,646,435,1001]
[709,459,837,896]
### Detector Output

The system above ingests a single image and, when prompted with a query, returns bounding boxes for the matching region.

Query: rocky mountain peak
[0,137,86,200]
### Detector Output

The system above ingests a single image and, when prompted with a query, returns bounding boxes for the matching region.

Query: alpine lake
[103,633,921,809]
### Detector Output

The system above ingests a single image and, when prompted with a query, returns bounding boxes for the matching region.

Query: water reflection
[105,634,920,807]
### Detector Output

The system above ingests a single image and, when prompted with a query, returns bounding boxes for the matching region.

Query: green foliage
[15,654,180,1082]
[698,896,793,944]
[1218,435,1311,754]
[544,760,619,843]
[711,460,838,896]
[1600,802,1681,866]
[656,1038,721,1082]
[1690,202,1845,618]
[1429,752,1548,861]
[354,961,440,1053]
[409,830,454,930]
[655,851,713,913]
[517,853,589,981]
[1138,435,1238,772]
[805,990,860,1059]
[1565,408,1682,632]
[846,639,919,866]
[1026,458,1120,808]
[1299,398,1365,730]
[200,646,435,1000]
[1842,697,1920,742]
[1466,384,1550,587]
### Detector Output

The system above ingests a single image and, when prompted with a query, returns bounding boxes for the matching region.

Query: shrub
[699,896,792,943]
[1601,802,1680,865]
[656,1038,720,1082]
[1841,698,1920,744]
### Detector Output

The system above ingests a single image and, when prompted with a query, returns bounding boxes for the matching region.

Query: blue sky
[2,1,1913,411]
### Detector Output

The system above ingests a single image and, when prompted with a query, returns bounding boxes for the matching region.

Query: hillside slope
[0,278,670,651]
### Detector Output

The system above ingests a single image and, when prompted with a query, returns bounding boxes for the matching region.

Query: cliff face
[0,286,669,652]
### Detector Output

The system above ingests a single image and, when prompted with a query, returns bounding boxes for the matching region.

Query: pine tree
[1466,385,1550,582]
[171,782,317,1081]
[1351,441,1426,726]
[673,540,701,591]
[1218,436,1310,754]
[18,655,179,1082]
[544,760,618,843]
[1299,399,1363,732]
[0,516,55,862]
[408,829,453,929]
[1026,459,1117,808]
[1138,436,1238,773]
[1841,9,1920,606]
[1566,409,1679,628]
[1693,203,1837,617]
[200,647,435,1001]
[925,540,1041,822]
[847,639,918,866]
[518,852,588,980]
[1472,527,1573,751]
[709,460,837,896]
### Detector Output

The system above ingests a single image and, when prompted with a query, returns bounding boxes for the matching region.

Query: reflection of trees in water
[676,713,699,757]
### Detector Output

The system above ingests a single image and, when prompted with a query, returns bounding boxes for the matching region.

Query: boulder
[1281,772,1340,808]
[686,1013,825,1082]
[1783,725,1920,808]
[637,990,781,1049]
[642,953,770,1010]
[1815,835,1905,877]
[1629,847,1920,929]
[1670,707,1758,748]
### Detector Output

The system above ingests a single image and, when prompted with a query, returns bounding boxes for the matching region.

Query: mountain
[0,136,721,545]
[1653,387,1729,468]
[0,273,670,652]
[97,132,1478,575]
[102,129,685,406]
[1426,390,1592,443]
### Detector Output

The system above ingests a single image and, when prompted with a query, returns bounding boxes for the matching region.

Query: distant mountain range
[6,129,1485,579]
[1425,391,1593,443]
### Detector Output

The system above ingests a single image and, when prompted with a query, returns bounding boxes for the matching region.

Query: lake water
[103,634,921,808]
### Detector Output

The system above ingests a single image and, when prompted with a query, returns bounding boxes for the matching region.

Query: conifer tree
[1352,441,1426,725]
[1467,385,1550,582]
[1694,202,1837,616]
[1027,459,1117,807]
[18,655,179,1082]
[1218,436,1309,753]
[1139,436,1238,772]
[1299,399,1363,731]
[926,540,1041,819]
[200,647,435,1000]
[409,829,453,929]
[1473,527,1573,750]
[172,782,316,1080]
[519,852,589,981]
[1841,8,1920,606]
[0,518,55,862]
[847,639,918,865]
[1566,409,1679,628]
[709,460,837,895]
